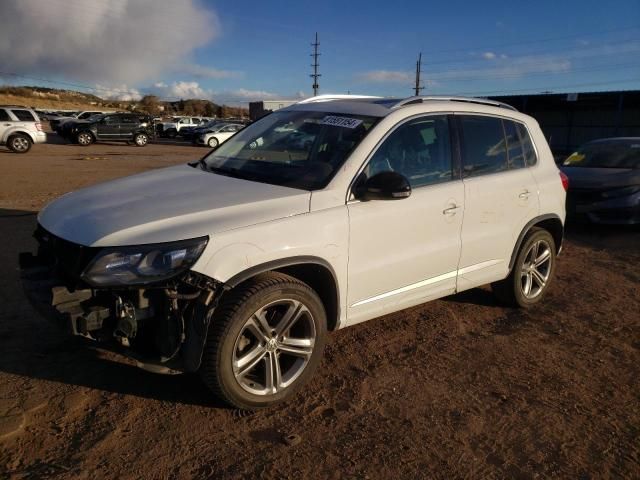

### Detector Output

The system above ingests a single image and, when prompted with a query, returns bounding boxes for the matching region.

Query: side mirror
[354,171,411,201]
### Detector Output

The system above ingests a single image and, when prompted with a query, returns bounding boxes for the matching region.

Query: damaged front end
[19,226,224,374]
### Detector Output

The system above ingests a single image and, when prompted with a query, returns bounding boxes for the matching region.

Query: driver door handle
[519,190,531,199]
[443,205,461,215]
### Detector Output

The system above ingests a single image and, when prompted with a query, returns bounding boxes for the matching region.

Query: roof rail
[391,96,517,111]
[297,94,383,104]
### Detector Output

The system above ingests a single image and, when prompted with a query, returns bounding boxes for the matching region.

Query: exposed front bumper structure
[19,229,224,374]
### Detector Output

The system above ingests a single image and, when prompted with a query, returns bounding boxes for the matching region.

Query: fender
[225,255,339,288]
[2,127,36,144]
[508,213,563,271]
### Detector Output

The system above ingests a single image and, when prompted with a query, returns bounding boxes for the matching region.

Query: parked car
[196,123,244,147]
[20,95,566,409]
[156,116,210,138]
[179,120,223,142]
[61,113,154,146]
[0,105,47,153]
[50,110,108,132]
[561,137,640,224]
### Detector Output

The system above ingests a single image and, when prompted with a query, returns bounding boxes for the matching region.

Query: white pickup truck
[157,116,210,138]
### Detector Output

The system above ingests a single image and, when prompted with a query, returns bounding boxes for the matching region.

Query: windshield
[200,110,380,190]
[563,141,640,169]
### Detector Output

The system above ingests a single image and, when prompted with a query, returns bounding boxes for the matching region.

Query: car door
[455,114,540,291]
[118,115,138,139]
[346,114,464,326]
[97,115,121,139]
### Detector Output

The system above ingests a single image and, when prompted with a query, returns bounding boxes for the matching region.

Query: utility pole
[414,52,424,96]
[310,32,321,96]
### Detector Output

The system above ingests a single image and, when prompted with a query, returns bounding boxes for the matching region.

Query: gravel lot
[1,134,639,479]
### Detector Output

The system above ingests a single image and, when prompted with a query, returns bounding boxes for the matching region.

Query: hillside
[0,86,248,117]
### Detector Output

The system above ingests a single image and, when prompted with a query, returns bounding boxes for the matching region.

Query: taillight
[559,171,569,191]
[35,122,43,131]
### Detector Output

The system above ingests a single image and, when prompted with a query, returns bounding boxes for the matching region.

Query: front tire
[207,137,219,148]
[200,272,327,409]
[133,132,149,147]
[7,134,32,153]
[492,227,556,308]
[76,131,94,146]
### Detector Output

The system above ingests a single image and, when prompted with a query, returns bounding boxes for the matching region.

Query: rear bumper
[567,192,640,225]
[33,131,47,144]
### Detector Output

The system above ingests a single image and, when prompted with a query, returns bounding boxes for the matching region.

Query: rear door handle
[519,190,531,199]
[443,205,461,215]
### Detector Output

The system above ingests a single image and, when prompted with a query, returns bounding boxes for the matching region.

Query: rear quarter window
[0,109,10,121]
[10,109,36,122]
[516,123,538,166]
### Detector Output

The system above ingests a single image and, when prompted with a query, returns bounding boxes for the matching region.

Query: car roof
[282,94,517,118]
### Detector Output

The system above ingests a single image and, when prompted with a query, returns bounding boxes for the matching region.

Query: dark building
[489,90,640,158]
[249,100,298,121]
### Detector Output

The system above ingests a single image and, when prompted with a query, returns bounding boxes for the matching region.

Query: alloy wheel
[232,299,316,396]
[520,239,552,299]
[11,137,29,152]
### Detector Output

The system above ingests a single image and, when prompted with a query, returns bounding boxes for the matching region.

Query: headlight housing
[81,237,208,287]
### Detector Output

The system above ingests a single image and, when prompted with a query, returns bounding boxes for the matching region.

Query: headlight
[81,237,208,287]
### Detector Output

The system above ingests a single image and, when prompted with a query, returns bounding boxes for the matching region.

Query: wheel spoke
[278,337,313,358]
[264,351,282,394]
[234,344,267,377]
[531,268,547,288]
[274,300,305,336]
[245,311,272,342]
[523,273,533,296]
[535,248,551,267]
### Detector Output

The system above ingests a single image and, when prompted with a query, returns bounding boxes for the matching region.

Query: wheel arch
[508,214,564,271]
[5,129,36,144]
[224,257,341,331]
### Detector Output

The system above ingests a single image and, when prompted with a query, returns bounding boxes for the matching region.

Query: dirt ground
[0,133,638,479]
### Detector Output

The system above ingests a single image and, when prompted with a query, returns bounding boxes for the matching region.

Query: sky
[0,0,638,105]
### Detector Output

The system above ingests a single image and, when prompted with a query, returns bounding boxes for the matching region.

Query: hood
[38,164,310,247]
[561,166,640,190]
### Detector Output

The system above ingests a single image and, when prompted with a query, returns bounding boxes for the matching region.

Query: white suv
[20,95,566,409]
[0,106,47,153]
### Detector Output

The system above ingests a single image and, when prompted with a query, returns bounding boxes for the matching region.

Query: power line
[310,32,321,96]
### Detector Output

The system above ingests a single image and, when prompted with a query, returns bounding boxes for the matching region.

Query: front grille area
[35,225,99,283]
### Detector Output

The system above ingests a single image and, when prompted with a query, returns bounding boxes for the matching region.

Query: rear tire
[207,137,219,148]
[200,272,327,409]
[7,134,32,153]
[492,227,556,308]
[133,132,149,147]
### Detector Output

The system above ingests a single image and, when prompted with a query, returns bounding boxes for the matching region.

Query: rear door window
[0,109,10,121]
[10,109,36,122]
[459,115,508,177]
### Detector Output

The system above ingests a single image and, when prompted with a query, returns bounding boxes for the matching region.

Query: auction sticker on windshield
[321,116,363,129]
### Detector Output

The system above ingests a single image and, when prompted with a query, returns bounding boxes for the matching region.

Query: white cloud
[97,84,141,101]
[146,81,285,104]
[0,0,220,85]
[357,70,413,84]
[482,52,497,60]
[151,81,211,99]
